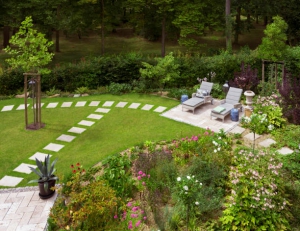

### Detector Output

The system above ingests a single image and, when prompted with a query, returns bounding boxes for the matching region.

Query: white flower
[187,176,191,180]
[218,147,221,151]
[195,180,198,183]
[183,185,189,191]
[200,183,202,186]
[214,149,217,153]
[268,124,274,131]
[218,137,221,140]
[195,201,199,205]
[177,177,181,181]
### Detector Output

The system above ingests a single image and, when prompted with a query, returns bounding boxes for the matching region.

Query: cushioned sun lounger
[182,81,214,114]
[210,87,243,122]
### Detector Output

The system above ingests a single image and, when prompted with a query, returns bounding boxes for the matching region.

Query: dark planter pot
[38,179,56,199]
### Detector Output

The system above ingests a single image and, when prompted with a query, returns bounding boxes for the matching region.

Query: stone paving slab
[68,127,86,134]
[154,106,167,113]
[56,134,76,142]
[75,101,86,107]
[16,104,29,110]
[1,105,14,112]
[116,102,128,108]
[0,189,57,231]
[13,163,37,174]
[61,102,73,107]
[46,103,58,108]
[259,138,277,148]
[87,114,103,120]
[32,103,45,109]
[0,176,23,187]
[128,103,140,109]
[243,132,261,141]
[43,143,64,152]
[78,120,95,126]
[95,108,110,113]
[89,101,100,107]
[73,94,80,97]
[277,147,294,155]
[103,101,114,107]
[142,104,154,111]
[228,126,245,134]
[29,153,51,162]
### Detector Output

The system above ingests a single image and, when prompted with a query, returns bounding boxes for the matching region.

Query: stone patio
[161,100,244,133]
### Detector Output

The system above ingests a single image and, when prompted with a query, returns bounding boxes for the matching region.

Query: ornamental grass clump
[220,148,291,231]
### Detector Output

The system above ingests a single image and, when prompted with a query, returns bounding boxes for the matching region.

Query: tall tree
[225,0,232,51]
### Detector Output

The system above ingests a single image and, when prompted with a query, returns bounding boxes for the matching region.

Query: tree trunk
[234,6,241,44]
[55,30,60,52]
[161,16,166,57]
[264,16,268,26]
[3,26,10,48]
[225,0,232,52]
[101,0,105,55]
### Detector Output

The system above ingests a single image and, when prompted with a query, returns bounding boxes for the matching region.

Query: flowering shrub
[220,148,290,231]
[240,113,271,135]
[173,175,203,229]
[253,94,286,129]
[135,170,150,192]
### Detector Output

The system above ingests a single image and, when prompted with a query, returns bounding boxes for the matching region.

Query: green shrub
[108,82,132,95]
[167,88,191,99]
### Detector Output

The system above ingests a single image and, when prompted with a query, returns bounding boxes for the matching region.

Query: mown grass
[0,94,203,188]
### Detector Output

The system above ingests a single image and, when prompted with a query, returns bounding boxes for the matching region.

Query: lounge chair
[182,81,214,114]
[210,87,243,122]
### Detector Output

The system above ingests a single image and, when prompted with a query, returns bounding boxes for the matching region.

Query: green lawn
[0,94,203,188]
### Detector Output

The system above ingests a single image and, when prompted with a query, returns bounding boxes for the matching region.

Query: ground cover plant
[0,93,202,188]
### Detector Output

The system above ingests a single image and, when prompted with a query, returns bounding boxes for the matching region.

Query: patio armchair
[210,87,243,122]
[182,81,214,114]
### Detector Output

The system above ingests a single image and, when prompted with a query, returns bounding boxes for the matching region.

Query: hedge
[0,49,276,96]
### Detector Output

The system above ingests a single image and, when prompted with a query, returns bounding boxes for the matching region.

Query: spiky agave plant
[29,154,58,190]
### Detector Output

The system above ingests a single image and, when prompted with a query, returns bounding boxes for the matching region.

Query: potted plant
[29,154,58,199]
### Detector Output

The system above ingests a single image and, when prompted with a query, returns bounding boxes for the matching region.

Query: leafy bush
[271,124,300,149]
[108,82,132,95]
[220,148,291,231]
[167,88,191,99]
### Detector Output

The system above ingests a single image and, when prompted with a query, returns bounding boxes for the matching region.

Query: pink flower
[131,213,138,218]
[132,206,139,211]
[127,202,132,207]
[135,220,141,227]
[148,174,150,178]
[138,171,143,175]
[142,182,145,185]
[142,173,146,177]
[143,216,147,220]
[128,223,133,229]
[137,176,142,180]
[114,214,118,219]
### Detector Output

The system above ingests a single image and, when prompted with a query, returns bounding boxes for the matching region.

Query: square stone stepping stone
[68,127,86,134]
[277,147,294,155]
[229,126,245,134]
[142,104,154,111]
[259,138,276,148]
[1,105,14,112]
[243,132,261,141]
[116,102,128,108]
[103,101,114,107]
[95,108,110,113]
[89,101,100,106]
[154,106,167,113]
[129,103,140,109]
[61,102,73,107]
[57,134,76,142]
[29,152,51,162]
[87,114,103,120]
[13,163,37,174]
[32,103,45,109]
[16,104,29,110]
[0,176,23,187]
[73,94,80,98]
[43,143,64,152]
[78,120,95,126]
[75,101,86,107]
[46,103,58,108]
